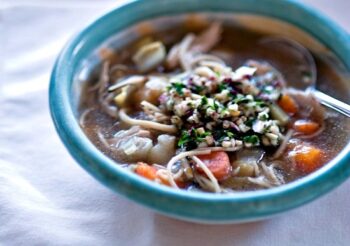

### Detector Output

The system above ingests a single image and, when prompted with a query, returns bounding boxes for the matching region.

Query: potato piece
[117,136,153,162]
[133,76,168,105]
[132,41,166,72]
[148,135,176,164]
[235,162,255,177]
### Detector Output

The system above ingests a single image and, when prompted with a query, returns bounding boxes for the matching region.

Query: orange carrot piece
[135,162,157,181]
[294,120,320,134]
[158,175,187,188]
[278,94,298,115]
[291,145,324,173]
[197,151,231,181]
[136,162,186,188]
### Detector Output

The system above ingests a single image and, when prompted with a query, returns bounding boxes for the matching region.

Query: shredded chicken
[166,22,223,70]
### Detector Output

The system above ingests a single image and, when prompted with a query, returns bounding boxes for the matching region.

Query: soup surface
[79,19,350,193]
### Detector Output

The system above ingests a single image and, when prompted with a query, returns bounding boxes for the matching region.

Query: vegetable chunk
[197,151,231,181]
[290,145,324,173]
[278,94,298,114]
[135,162,157,180]
[294,120,320,135]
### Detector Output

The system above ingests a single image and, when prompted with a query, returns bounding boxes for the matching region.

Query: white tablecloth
[1,1,350,245]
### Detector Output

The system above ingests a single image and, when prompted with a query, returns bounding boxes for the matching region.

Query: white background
[1,1,350,245]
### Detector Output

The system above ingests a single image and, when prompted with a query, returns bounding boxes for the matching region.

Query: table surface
[1,1,349,245]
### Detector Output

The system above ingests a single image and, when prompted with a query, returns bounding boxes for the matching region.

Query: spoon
[260,37,350,117]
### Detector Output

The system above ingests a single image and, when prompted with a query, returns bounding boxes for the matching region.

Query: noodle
[192,156,221,193]
[260,162,283,185]
[89,62,110,92]
[173,168,184,180]
[179,34,195,71]
[272,129,294,159]
[247,176,273,188]
[166,149,211,171]
[109,64,128,76]
[100,93,118,118]
[119,109,177,133]
[166,43,181,68]
[190,55,225,68]
[195,174,220,193]
[140,100,161,112]
[156,169,179,188]
[108,75,146,92]
[99,62,111,95]
[96,128,110,149]
[79,108,94,128]
[196,146,241,152]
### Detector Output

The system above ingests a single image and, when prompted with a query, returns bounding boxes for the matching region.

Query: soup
[79,19,350,193]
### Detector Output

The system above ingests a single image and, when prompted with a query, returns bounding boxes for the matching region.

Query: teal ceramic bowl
[50,0,350,223]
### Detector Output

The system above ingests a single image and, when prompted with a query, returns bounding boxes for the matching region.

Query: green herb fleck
[245,118,254,127]
[178,130,191,148]
[171,82,186,95]
[233,95,250,104]
[194,85,204,93]
[218,83,228,92]
[259,114,269,121]
[243,135,260,145]
[201,96,208,106]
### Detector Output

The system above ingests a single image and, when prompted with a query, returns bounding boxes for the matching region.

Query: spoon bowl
[261,36,350,117]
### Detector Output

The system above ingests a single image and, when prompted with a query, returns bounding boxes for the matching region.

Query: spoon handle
[312,89,350,117]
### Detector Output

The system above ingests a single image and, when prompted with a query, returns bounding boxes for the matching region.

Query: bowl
[49,0,350,223]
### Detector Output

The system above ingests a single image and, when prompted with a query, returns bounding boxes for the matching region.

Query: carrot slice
[278,94,298,115]
[135,162,157,181]
[158,175,187,188]
[294,120,320,134]
[291,145,324,173]
[197,151,231,181]
[135,162,187,188]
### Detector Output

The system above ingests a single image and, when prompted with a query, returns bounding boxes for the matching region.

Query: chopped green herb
[243,135,260,145]
[217,83,228,92]
[214,130,236,142]
[254,100,267,107]
[161,61,286,150]
[213,101,219,111]
[259,114,269,121]
[171,82,186,95]
[178,128,212,149]
[233,94,250,104]
[194,85,204,93]
[263,125,272,134]
[245,118,254,127]
[178,130,191,148]
[201,96,208,106]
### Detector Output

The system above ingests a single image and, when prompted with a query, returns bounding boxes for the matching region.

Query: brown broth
[79,23,350,190]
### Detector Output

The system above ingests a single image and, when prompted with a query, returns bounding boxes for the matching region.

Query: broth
[78,19,350,193]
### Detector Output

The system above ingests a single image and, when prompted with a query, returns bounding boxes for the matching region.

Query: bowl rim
[49,0,350,222]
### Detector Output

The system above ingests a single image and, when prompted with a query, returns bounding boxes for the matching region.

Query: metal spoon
[260,37,350,117]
